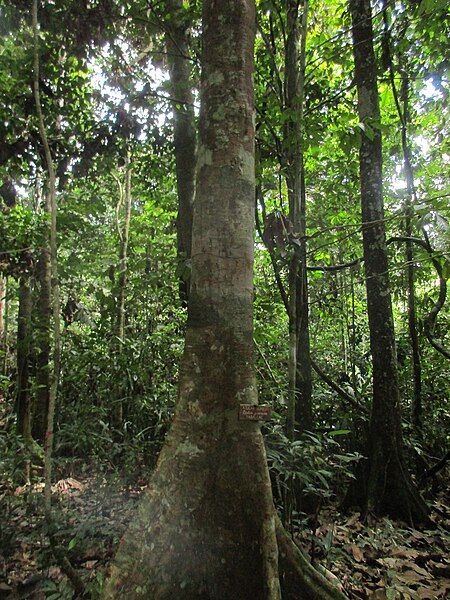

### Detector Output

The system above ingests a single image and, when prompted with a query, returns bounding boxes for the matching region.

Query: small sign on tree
[239,404,271,421]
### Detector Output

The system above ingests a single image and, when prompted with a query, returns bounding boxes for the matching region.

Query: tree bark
[167,0,197,307]
[104,2,280,597]
[349,0,429,525]
[16,277,32,440]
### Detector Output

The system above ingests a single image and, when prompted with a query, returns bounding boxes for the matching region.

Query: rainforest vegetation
[0,0,449,598]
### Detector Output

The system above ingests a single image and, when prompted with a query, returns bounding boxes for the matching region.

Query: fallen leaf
[396,569,425,584]
[390,547,420,560]
[351,544,364,562]
[417,587,438,599]
[377,558,401,569]
[407,563,433,579]
[345,513,361,527]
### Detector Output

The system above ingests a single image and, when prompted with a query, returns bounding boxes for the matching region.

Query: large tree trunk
[167,0,197,307]
[350,0,429,525]
[16,277,32,440]
[104,3,348,598]
[104,2,280,597]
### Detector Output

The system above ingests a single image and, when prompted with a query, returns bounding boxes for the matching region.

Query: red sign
[239,404,271,421]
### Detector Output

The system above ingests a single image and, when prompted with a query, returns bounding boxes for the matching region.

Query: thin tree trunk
[167,0,196,307]
[33,247,51,442]
[0,274,6,382]
[295,156,313,432]
[399,71,422,432]
[31,5,85,595]
[350,269,357,392]
[16,277,32,440]
[285,0,312,438]
[112,152,132,430]
[405,194,422,432]
[32,0,61,514]
[381,4,423,432]
[350,0,429,525]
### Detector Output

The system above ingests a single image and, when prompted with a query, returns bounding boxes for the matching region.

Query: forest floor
[1,469,449,600]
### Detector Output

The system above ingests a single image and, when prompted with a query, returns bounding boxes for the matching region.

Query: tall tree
[104,0,280,596]
[167,0,197,306]
[256,0,313,437]
[32,0,62,514]
[350,0,429,524]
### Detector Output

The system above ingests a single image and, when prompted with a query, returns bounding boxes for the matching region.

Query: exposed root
[276,517,348,600]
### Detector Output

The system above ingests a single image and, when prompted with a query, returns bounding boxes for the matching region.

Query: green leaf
[68,537,77,550]
[328,429,351,437]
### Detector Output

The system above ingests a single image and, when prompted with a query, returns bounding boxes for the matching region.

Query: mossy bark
[350,0,429,525]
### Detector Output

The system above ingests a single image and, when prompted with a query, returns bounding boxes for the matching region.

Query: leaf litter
[1,475,449,599]
[294,495,450,599]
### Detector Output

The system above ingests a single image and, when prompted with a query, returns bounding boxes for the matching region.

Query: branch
[387,235,428,251]
[253,337,281,386]
[420,449,450,482]
[310,358,364,412]
[257,19,284,106]
[307,257,362,272]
